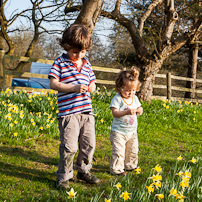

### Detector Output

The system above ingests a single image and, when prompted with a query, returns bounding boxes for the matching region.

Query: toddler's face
[120,81,138,99]
[67,48,87,62]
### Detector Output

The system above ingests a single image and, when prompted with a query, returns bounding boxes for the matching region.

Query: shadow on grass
[0,145,58,165]
[0,161,56,187]
[0,145,58,187]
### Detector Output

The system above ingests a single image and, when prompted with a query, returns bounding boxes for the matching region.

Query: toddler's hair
[59,24,92,51]
[115,66,141,93]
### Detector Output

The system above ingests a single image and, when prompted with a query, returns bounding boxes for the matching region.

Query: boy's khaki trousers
[56,114,95,182]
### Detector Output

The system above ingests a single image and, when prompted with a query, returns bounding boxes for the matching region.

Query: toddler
[109,67,143,176]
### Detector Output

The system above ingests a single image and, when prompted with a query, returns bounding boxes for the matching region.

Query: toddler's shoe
[117,171,126,176]
[56,180,69,189]
[77,172,101,184]
[111,171,126,176]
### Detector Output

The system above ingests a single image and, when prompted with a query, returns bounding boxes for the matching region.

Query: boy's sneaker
[77,172,101,184]
[56,180,69,189]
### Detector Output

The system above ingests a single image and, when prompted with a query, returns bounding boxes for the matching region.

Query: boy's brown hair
[59,24,92,51]
[115,66,141,93]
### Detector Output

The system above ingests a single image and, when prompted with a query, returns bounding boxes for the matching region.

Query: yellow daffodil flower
[149,173,162,182]
[179,181,189,188]
[177,155,183,161]
[114,182,122,190]
[169,188,177,196]
[153,164,162,173]
[155,194,164,200]
[189,157,197,164]
[120,191,131,201]
[182,176,190,183]
[100,118,104,123]
[176,171,183,176]
[184,170,191,178]
[176,193,186,202]
[134,167,141,174]
[67,188,77,199]
[153,181,161,189]
[146,184,154,194]
[13,132,18,137]
[104,199,111,202]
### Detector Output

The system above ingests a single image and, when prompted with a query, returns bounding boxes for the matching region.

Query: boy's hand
[75,84,88,93]
[87,82,96,92]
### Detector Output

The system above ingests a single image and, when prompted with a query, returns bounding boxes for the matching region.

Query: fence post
[0,49,5,89]
[167,72,172,100]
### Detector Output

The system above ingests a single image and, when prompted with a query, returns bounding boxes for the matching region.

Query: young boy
[48,24,100,189]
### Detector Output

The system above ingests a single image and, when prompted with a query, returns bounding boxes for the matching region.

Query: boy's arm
[111,107,136,118]
[50,77,88,93]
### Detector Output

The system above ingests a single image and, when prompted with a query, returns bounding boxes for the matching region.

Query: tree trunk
[0,32,4,88]
[138,60,164,101]
[185,43,198,99]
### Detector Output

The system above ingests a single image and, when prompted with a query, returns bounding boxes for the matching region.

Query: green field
[0,87,201,202]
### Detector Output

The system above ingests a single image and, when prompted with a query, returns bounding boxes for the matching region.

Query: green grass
[0,88,201,202]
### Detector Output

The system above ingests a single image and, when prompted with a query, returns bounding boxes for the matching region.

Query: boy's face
[67,48,87,62]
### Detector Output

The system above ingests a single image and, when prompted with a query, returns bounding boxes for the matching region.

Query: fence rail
[2,54,202,103]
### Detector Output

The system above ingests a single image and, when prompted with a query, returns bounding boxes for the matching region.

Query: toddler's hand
[126,108,136,115]
[136,107,143,116]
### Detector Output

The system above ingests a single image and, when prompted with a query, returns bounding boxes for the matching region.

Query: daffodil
[146,184,154,194]
[179,181,189,188]
[176,193,186,202]
[134,167,141,174]
[114,182,122,190]
[189,157,197,164]
[100,118,104,123]
[184,170,191,178]
[120,191,131,201]
[182,176,190,183]
[67,188,77,199]
[104,199,111,202]
[177,155,183,161]
[153,164,162,173]
[155,194,164,200]
[149,173,162,182]
[176,171,183,176]
[169,188,177,196]
[13,132,18,137]
[153,181,161,189]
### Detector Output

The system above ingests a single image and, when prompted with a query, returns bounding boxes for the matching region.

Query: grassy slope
[0,92,201,201]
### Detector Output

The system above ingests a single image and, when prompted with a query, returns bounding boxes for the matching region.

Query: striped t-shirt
[48,53,96,117]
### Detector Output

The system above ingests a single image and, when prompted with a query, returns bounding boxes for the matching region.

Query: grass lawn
[0,88,201,202]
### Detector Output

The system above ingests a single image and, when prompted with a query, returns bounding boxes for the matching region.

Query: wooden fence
[1,53,202,103]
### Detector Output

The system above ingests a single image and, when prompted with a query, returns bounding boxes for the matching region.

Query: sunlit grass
[0,87,201,201]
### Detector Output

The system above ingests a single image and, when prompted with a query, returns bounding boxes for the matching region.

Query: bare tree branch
[101,10,148,57]
[138,0,163,37]
[114,0,122,13]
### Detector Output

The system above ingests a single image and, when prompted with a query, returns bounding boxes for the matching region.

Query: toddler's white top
[110,93,141,135]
